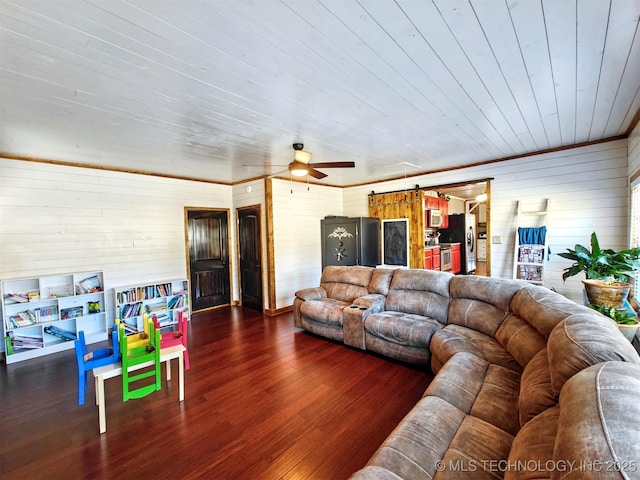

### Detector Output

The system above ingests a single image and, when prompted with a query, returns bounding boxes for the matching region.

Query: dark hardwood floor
[0,307,431,479]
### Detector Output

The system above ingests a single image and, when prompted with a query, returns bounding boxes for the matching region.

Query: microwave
[429,209,444,228]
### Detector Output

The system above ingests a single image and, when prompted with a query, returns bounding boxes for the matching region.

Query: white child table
[92,344,186,434]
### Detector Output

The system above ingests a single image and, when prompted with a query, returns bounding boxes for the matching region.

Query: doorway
[185,208,231,311]
[237,205,263,312]
[429,180,491,277]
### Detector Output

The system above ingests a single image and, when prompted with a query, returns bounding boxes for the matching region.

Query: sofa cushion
[518,349,556,427]
[384,269,452,323]
[547,312,640,394]
[510,285,589,338]
[439,415,514,479]
[552,362,640,480]
[506,406,559,480]
[319,265,373,302]
[448,276,525,338]
[299,298,351,326]
[368,268,395,295]
[358,396,465,479]
[494,285,590,371]
[364,311,442,350]
[495,313,547,369]
[430,324,522,373]
[352,401,514,480]
[424,352,521,436]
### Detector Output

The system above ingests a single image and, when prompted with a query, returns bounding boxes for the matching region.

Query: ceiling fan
[287,143,355,179]
[244,144,355,179]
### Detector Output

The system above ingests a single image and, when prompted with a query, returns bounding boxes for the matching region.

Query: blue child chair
[74,325,120,405]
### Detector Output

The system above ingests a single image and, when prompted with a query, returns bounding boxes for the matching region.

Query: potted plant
[588,303,639,341]
[559,232,640,308]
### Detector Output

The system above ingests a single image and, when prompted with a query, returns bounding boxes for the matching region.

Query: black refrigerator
[320,216,380,268]
[439,213,476,274]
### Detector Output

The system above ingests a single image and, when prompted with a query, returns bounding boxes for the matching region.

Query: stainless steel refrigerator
[439,213,476,274]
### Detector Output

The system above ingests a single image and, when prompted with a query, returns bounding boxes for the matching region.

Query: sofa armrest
[352,293,386,313]
[343,305,368,350]
[295,287,327,301]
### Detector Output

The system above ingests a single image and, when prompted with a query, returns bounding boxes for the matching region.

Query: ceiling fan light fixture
[289,162,309,177]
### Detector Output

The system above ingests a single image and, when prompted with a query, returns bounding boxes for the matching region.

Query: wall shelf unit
[2,272,107,364]
[114,279,190,335]
[512,199,550,286]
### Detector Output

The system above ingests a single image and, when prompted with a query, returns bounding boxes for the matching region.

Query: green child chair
[119,318,161,401]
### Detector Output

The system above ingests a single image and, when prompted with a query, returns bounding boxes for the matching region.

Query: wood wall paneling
[368,190,425,268]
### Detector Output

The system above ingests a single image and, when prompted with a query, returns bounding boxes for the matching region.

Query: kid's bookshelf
[114,279,190,335]
[2,272,107,364]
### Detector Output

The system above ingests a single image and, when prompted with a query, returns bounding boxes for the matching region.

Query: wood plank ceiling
[1,0,639,186]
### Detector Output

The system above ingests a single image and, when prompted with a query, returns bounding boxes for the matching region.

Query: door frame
[183,206,233,312]
[236,204,264,312]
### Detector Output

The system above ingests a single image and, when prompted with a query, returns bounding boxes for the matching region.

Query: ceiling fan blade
[308,161,355,169]
[242,164,288,167]
[308,168,328,179]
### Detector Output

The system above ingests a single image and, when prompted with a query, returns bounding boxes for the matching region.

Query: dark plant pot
[582,279,631,309]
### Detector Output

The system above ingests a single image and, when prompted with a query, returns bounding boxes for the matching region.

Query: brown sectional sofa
[293,266,640,479]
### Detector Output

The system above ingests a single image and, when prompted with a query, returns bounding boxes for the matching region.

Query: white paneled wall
[344,139,629,303]
[271,178,342,309]
[1,135,634,322]
[0,158,232,326]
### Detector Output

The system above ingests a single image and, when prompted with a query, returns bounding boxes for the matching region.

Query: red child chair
[150,310,190,370]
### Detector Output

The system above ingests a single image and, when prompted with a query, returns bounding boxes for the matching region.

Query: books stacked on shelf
[120,318,139,334]
[9,334,45,350]
[119,302,142,319]
[44,325,77,341]
[4,293,29,304]
[167,295,186,309]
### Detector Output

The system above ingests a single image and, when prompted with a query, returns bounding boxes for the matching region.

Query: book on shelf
[77,275,102,294]
[8,310,37,328]
[44,325,77,341]
[4,293,29,304]
[61,306,83,320]
[119,302,142,319]
[167,295,185,309]
[144,300,166,314]
[10,334,45,349]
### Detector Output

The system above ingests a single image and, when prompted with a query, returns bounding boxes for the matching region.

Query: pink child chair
[151,311,190,370]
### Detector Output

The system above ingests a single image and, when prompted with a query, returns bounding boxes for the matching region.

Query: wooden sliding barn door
[186,209,231,311]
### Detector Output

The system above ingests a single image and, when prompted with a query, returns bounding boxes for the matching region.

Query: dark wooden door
[187,209,230,311]
[238,206,263,312]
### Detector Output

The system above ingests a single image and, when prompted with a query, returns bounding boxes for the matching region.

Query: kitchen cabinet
[424,247,440,270]
[478,204,487,224]
[451,244,461,274]
[477,238,487,261]
[424,196,449,229]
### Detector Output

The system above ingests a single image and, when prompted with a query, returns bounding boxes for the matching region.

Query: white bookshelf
[2,272,107,364]
[114,279,190,334]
